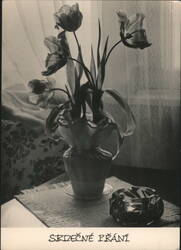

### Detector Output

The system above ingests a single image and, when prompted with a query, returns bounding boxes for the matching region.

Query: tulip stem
[50,87,74,106]
[73,31,95,87]
[67,57,94,88]
[50,88,69,96]
[105,39,122,64]
[73,31,80,48]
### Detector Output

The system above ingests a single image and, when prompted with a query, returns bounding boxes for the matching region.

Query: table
[1,175,180,227]
[1,173,68,228]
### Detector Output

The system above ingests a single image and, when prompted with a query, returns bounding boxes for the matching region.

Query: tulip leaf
[102,35,109,61]
[97,19,101,69]
[65,84,75,104]
[74,67,80,92]
[74,68,81,101]
[78,45,93,85]
[76,50,83,80]
[66,57,81,100]
[66,59,76,96]
[90,45,96,83]
[104,89,136,136]
[97,36,109,89]
[80,82,93,109]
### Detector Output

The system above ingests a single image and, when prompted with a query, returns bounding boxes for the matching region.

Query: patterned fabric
[1,119,68,203]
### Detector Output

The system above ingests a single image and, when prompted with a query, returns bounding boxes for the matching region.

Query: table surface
[1,174,180,227]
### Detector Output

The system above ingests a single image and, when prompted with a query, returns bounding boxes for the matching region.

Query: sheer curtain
[101,1,180,169]
[2,0,180,169]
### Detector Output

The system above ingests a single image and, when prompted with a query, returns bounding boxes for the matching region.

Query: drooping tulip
[42,32,70,76]
[117,11,151,49]
[28,78,56,107]
[28,79,53,94]
[54,3,83,32]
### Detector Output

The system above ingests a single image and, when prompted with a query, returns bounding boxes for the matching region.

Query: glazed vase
[63,146,112,200]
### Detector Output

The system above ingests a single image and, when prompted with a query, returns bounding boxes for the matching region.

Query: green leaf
[97,19,101,69]
[104,89,136,136]
[90,45,96,83]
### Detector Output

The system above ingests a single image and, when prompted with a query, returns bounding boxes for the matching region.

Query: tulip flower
[117,11,151,49]
[28,78,56,107]
[28,79,54,94]
[54,3,83,32]
[42,32,70,76]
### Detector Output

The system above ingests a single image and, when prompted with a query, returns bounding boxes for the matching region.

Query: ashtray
[109,186,164,226]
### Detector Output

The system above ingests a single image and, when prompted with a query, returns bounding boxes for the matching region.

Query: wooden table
[1,174,180,227]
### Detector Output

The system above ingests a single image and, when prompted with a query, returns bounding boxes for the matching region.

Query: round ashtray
[109,186,164,226]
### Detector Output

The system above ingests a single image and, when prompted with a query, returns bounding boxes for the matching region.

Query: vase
[63,146,112,200]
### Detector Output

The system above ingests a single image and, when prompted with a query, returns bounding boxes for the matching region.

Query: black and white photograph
[1,0,180,249]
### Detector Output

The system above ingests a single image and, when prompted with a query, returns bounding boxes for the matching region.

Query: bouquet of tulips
[29,3,151,155]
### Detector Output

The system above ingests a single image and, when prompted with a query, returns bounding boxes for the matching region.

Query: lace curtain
[100,1,180,169]
[2,0,180,169]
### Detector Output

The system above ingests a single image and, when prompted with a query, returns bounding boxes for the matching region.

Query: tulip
[117,11,151,49]
[42,32,70,76]
[54,3,83,32]
[28,79,53,94]
[28,78,55,107]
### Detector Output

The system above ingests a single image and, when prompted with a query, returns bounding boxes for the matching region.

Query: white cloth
[2,84,66,132]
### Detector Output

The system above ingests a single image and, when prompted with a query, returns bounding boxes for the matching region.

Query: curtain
[2,0,102,88]
[2,0,180,169]
[101,1,180,169]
